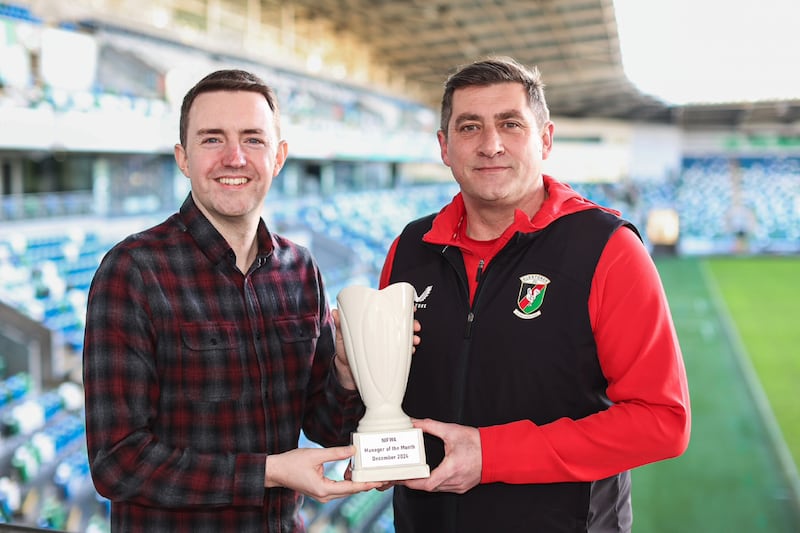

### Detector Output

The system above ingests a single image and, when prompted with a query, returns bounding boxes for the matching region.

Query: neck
[463,209,514,241]
[463,188,547,241]
[229,230,259,273]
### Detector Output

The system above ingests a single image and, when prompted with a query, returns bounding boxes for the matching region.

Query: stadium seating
[0,2,40,23]
[1,9,799,526]
[0,168,799,532]
[0,0,798,530]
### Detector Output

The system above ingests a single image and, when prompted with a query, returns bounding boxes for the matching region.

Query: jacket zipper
[465,259,485,339]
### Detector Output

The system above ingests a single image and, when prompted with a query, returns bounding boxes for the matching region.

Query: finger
[398,476,438,492]
[376,481,395,492]
[411,418,442,437]
[397,461,446,492]
[324,479,383,498]
[313,445,356,463]
[338,480,383,491]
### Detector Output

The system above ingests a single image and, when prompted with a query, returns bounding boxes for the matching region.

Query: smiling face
[438,82,553,216]
[173,90,287,229]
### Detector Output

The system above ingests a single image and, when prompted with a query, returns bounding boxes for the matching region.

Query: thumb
[411,418,443,438]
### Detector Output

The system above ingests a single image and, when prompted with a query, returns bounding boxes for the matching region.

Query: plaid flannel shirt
[83,195,364,532]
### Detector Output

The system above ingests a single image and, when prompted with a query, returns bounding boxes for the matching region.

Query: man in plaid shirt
[83,69,381,532]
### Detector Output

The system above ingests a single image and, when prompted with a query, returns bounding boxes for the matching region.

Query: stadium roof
[22,0,800,129]
[286,0,800,129]
[295,0,658,118]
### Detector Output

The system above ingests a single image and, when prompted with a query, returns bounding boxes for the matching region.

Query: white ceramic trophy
[336,282,430,482]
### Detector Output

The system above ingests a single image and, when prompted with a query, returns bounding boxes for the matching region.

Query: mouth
[217,177,250,186]
[474,166,509,173]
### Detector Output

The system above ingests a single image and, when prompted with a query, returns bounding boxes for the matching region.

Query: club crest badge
[513,274,550,319]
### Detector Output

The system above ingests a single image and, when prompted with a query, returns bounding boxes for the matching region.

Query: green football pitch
[311,255,800,532]
[632,256,800,532]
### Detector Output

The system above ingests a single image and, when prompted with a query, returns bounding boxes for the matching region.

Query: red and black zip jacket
[380,177,690,533]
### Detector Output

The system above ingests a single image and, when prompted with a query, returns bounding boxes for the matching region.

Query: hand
[343,462,395,492]
[332,310,422,390]
[265,445,382,503]
[398,418,482,494]
[411,319,422,353]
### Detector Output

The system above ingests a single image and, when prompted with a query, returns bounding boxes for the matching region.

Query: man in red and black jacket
[380,57,690,533]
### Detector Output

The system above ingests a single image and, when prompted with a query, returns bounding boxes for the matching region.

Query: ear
[174,144,190,177]
[273,140,289,177]
[540,121,555,160]
[437,130,451,167]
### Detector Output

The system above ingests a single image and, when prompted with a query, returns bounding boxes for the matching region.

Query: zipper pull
[476,259,485,282]
[465,311,475,338]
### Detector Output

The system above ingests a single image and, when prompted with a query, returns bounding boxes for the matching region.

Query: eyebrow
[495,110,525,121]
[453,110,526,127]
[196,128,266,136]
[453,113,481,128]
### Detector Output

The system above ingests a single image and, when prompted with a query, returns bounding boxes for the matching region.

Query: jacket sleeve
[479,227,691,483]
[378,237,401,289]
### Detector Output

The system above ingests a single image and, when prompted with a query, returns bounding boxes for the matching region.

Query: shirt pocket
[180,322,243,401]
[270,314,322,393]
[272,314,321,344]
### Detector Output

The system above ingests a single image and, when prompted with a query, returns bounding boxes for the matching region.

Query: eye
[200,137,221,144]
[502,121,522,129]
[459,124,479,133]
[245,137,266,145]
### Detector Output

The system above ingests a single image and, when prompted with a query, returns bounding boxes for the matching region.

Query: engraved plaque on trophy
[336,282,430,482]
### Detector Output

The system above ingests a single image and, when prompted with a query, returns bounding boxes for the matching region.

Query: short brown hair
[440,56,549,137]
[179,69,281,147]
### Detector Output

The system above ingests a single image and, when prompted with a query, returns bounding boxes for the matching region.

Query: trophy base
[351,427,430,482]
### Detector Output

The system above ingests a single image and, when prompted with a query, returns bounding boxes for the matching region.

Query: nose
[223,143,246,168]
[478,127,504,157]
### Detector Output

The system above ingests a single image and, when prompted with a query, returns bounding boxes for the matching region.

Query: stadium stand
[2,176,800,531]
[0,1,799,531]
